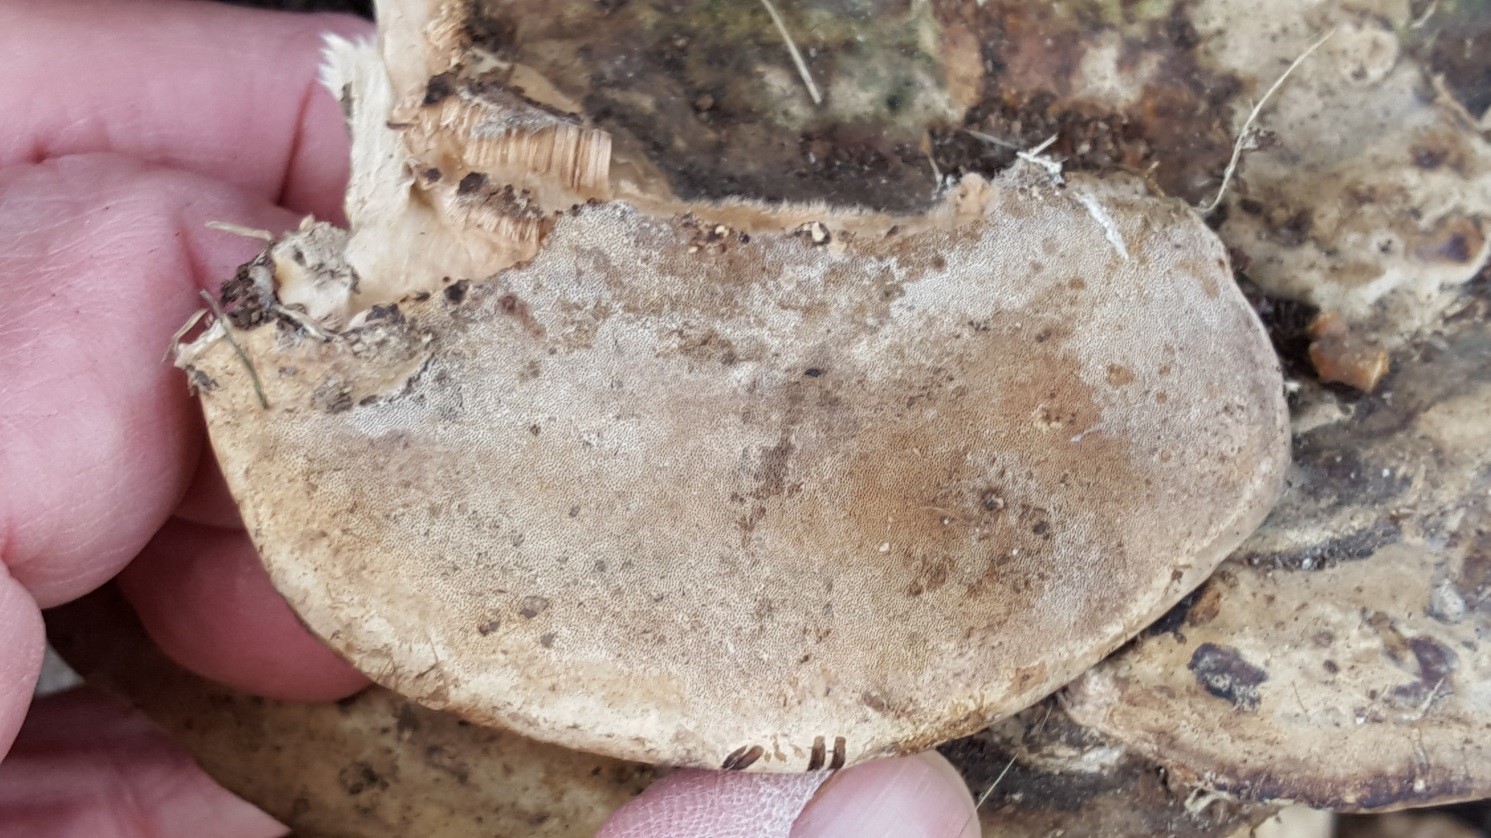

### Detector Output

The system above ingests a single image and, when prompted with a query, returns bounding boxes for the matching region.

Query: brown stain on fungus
[498,293,547,339]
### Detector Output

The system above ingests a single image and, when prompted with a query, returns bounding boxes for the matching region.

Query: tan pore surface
[181,164,1289,771]
[46,588,655,838]
[1066,287,1491,811]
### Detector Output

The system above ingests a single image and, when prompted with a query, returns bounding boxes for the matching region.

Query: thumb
[597,752,979,838]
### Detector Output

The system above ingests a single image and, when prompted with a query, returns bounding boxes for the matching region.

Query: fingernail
[789,752,980,838]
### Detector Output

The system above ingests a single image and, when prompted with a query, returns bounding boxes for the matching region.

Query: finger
[0,0,370,222]
[0,568,43,759]
[789,753,980,838]
[0,688,285,838]
[117,519,369,702]
[173,452,245,531]
[597,753,981,838]
[597,768,830,838]
[0,154,297,607]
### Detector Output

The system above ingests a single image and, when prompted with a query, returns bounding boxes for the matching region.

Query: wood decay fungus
[172,0,1289,773]
[46,587,656,838]
[1066,276,1491,812]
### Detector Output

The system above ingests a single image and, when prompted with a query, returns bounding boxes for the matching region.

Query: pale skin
[0,1,978,835]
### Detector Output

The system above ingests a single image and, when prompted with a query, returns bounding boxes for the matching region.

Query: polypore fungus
[1066,285,1491,810]
[47,588,655,838]
[175,0,1289,770]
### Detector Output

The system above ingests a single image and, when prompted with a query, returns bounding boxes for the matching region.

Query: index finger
[0,0,371,221]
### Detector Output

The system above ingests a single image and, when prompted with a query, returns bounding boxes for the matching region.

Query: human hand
[0,1,978,835]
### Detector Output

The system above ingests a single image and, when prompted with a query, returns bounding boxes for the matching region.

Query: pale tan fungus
[47,588,654,838]
[1066,288,1491,811]
[175,2,1290,772]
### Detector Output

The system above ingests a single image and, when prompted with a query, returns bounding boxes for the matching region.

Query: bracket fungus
[48,589,1282,838]
[1065,281,1491,811]
[46,588,656,838]
[174,0,1291,772]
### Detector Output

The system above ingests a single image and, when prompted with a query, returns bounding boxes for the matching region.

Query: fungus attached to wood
[174,0,1290,771]
[47,588,655,838]
[1066,284,1491,811]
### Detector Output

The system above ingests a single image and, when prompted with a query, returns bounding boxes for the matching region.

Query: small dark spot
[457,172,489,194]
[1275,209,1314,247]
[804,368,824,378]
[518,595,551,619]
[423,73,455,106]
[186,368,219,392]
[1437,233,1473,264]
[539,632,556,648]
[861,691,889,712]
[979,489,1005,512]
[1413,145,1446,169]
[1323,659,1340,675]
[497,293,547,338]
[884,93,904,113]
[444,280,469,304]
[1188,643,1268,711]
[337,762,384,796]
[1031,520,1050,539]
[529,424,542,436]
[421,167,442,182]
[364,303,404,325]
[395,704,421,736]
[569,505,581,517]
[1105,364,1135,386]
[477,618,501,636]
[422,749,466,785]
[722,744,765,771]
